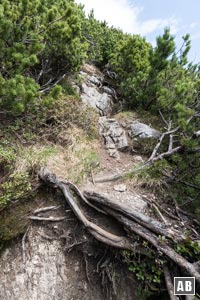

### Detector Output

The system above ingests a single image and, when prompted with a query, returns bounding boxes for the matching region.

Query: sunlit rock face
[0,225,137,300]
[0,226,103,300]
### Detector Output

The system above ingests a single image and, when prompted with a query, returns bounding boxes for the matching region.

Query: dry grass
[129,173,165,194]
[115,110,163,132]
[124,162,167,194]
[14,144,59,174]
[14,126,100,183]
[115,111,139,125]
[81,63,102,76]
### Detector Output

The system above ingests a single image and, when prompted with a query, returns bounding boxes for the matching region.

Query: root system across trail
[35,167,200,297]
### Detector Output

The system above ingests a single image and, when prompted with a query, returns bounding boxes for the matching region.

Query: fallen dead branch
[152,203,169,225]
[94,171,126,183]
[38,167,200,285]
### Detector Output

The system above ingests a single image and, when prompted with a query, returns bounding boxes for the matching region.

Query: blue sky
[76,0,200,63]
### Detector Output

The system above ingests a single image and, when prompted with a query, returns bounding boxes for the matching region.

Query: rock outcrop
[81,82,113,116]
[98,117,161,158]
[99,117,128,159]
[127,121,161,139]
[79,68,114,116]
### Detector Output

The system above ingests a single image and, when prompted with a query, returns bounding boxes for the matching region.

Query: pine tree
[0,0,87,114]
[109,34,151,106]
[82,10,124,66]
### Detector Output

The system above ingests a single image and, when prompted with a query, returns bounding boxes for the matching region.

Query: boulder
[79,65,118,116]
[101,86,113,95]
[81,83,113,116]
[127,121,161,139]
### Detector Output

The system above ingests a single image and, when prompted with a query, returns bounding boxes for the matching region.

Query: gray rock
[105,143,116,149]
[79,71,87,76]
[81,83,113,116]
[108,148,120,159]
[133,155,144,163]
[114,184,127,192]
[99,117,128,151]
[88,75,101,86]
[127,121,161,139]
[101,86,112,95]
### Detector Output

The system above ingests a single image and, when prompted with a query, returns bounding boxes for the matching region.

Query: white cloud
[136,17,178,35]
[191,33,200,41]
[189,22,198,29]
[76,0,179,36]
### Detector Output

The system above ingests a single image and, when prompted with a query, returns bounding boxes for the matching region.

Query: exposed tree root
[163,266,178,300]
[37,167,200,288]
[84,191,185,242]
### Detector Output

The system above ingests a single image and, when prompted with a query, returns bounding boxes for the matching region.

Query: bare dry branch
[22,226,30,263]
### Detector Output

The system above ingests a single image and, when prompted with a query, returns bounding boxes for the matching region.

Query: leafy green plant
[123,248,164,285]
[83,150,100,173]
[176,239,200,261]
[82,9,124,66]
[0,145,16,168]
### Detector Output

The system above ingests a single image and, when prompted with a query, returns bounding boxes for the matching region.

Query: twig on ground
[152,203,169,225]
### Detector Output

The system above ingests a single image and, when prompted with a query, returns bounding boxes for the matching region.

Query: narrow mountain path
[81,141,148,214]
[78,64,157,213]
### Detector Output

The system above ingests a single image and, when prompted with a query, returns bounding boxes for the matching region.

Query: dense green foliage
[82,10,125,66]
[1,3,200,297]
[0,0,87,113]
[109,34,151,106]
[0,0,199,217]
[105,28,200,216]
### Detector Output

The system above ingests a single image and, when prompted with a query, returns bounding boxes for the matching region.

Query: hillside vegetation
[0,1,200,299]
[0,0,199,217]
